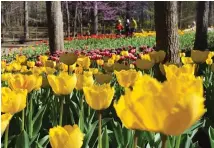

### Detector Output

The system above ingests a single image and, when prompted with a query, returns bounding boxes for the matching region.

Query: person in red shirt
[115,19,124,35]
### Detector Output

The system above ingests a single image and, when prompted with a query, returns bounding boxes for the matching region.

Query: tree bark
[208,1,213,27]
[194,1,209,50]
[65,1,70,37]
[24,1,29,40]
[46,1,64,54]
[79,2,83,35]
[155,1,180,64]
[73,2,78,37]
[93,1,98,35]
[178,1,182,29]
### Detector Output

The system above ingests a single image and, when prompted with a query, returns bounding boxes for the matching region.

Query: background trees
[2,1,213,39]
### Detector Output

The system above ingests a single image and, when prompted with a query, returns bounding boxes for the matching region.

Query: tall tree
[24,1,29,40]
[178,1,182,29]
[208,1,213,27]
[73,2,78,37]
[65,1,70,37]
[155,1,180,64]
[194,1,209,50]
[93,1,98,35]
[46,1,64,54]
[79,2,83,35]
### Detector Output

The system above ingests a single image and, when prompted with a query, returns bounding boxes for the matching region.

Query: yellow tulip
[1,73,12,82]
[57,63,68,72]
[1,87,27,114]
[11,62,22,72]
[96,59,104,66]
[8,74,42,93]
[111,54,116,61]
[136,58,155,70]
[114,69,142,88]
[208,51,214,59]
[16,55,27,64]
[1,113,13,136]
[5,65,13,72]
[89,68,99,74]
[49,124,84,148]
[179,53,186,57]
[206,58,213,65]
[20,66,29,73]
[149,50,166,63]
[59,53,78,65]
[1,61,6,69]
[75,66,83,74]
[45,67,56,75]
[108,58,115,65]
[120,51,129,56]
[181,57,194,65]
[45,60,56,68]
[115,55,121,61]
[27,61,35,68]
[31,67,45,75]
[83,83,114,110]
[76,56,90,69]
[103,63,114,72]
[191,50,209,63]
[113,63,130,71]
[130,64,135,69]
[39,55,49,65]
[48,72,77,95]
[76,71,94,90]
[164,64,195,80]
[69,63,77,72]
[114,74,205,135]
[94,73,112,84]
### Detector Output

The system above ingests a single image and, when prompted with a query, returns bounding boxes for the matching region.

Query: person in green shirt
[130,17,137,36]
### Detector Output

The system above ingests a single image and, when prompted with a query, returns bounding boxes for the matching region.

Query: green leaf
[209,126,214,148]
[15,130,30,148]
[102,126,109,148]
[111,120,124,146]
[83,120,98,148]
[38,135,49,147]
[32,106,47,137]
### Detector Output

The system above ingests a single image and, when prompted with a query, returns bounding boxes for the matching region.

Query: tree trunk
[155,1,180,64]
[73,2,78,37]
[93,1,98,35]
[24,1,29,40]
[65,1,70,37]
[208,1,213,27]
[178,1,182,29]
[46,1,64,54]
[194,1,209,50]
[79,2,83,35]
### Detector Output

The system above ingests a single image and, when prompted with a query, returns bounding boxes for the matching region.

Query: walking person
[130,17,137,36]
[115,19,124,35]
[125,19,130,37]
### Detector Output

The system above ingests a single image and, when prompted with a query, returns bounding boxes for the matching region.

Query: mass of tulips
[1,46,214,148]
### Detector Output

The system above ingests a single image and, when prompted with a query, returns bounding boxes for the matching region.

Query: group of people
[115,17,138,37]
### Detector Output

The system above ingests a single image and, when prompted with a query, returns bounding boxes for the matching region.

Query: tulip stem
[175,135,181,148]
[98,111,102,148]
[134,131,138,148]
[29,96,33,139]
[22,109,25,131]
[161,134,167,148]
[4,124,9,148]
[59,96,65,126]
